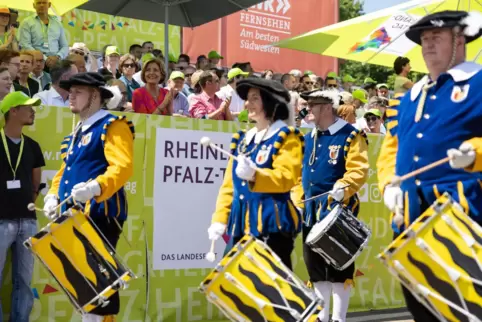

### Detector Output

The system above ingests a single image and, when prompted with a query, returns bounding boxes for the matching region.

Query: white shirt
[33,87,69,107]
[133,71,145,87]
[216,85,245,113]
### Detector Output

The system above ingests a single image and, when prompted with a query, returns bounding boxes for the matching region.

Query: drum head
[306,205,341,243]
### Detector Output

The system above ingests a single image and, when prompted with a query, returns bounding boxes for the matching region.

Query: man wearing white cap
[292,89,369,322]
[216,67,249,117]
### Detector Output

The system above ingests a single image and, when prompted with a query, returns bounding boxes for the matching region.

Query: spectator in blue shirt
[18,0,69,70]
[167,71,189,117]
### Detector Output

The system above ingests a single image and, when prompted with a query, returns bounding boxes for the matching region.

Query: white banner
[153,128,234,270]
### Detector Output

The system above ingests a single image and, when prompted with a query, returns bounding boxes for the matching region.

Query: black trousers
[395,194,438,321]
[88,216,124,316]
[231,233,295,270]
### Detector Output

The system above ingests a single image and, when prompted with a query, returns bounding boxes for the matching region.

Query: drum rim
[81,271,133,314]
[199,235,257,290]
[305,205,342,245]
[379,195,455,259]
[337,229,372,271]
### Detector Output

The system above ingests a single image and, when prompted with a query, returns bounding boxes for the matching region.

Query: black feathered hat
[406,10,482,45]
[59,72,114,99]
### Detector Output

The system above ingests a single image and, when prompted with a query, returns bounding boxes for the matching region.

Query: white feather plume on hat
[461,11,482,37]
[105,85,123,110]
[304,89,341,109]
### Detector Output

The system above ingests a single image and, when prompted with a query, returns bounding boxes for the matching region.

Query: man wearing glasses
[189,71,233,121]
[324,76,338,90]
[216,67,249,117]
[29,50,51,90]
[0,49,28,95]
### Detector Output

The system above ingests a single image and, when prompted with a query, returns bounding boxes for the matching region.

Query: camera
[296,107,309,121]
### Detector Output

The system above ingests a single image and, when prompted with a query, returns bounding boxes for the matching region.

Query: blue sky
[363,0,408,13]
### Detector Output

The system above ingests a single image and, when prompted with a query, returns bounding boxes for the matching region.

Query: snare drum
[379,193,482,322]
[24,206,135,315]
[200,235,323,322]
[305,204,371,271]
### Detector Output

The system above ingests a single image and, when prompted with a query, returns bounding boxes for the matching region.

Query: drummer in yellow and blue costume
[292,89,369,322]
[207,78,304,269]
[43,72,134,322]
[377,10,482,321]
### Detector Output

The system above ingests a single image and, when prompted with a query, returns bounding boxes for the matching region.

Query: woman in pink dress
[132,58,174,115]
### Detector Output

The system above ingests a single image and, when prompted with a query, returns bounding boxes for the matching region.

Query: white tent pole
[165,4,170,77]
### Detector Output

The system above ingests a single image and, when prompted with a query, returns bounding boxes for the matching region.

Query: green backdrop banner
[0,107,404,321]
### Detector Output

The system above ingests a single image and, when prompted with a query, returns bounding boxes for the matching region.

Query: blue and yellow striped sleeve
[94,118,135,203]
[250,128,304,193]
[377,103,400,193]
[48,136,71,196]
[48,162,65,197]
[465,137,482,172]
[291,176,304,209]
[377,130,399,193]
[337,131,369,199]
[212,156,234,224]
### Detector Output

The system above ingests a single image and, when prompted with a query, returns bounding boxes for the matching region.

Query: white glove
[208,222,227,241]
[43,194,58,218]
[393,212,404,228]
[235,155,257,181]
[447,142,476,169]
[329,183,345,202]
[71,180,101,203]
[383,184,403,213]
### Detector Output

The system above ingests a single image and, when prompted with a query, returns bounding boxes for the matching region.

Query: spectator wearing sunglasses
[70,42,98,72]
[178,54,190,65]
[363,108,384,134]
[175,63,196,98]
[216,67,248,117]
[358,96,387,134]
[363,77,378,99]
[377,83,390,98]
[119,54,140,103]
[189,71,233,121]
[196,55,208,70]
[166,71,189,117]
[299,74,314,92]
[324,76,338,90]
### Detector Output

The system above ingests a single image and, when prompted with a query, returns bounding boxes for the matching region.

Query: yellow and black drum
[378,192,482,322]
[200,235,323,322]
[24,206,135,315]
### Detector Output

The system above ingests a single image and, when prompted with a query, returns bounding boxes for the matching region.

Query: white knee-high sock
[313,281,332,322]
[82,313,104,322]
[331,282,351,322]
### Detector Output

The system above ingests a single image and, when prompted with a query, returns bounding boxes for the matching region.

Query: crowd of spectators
[0,1,415,137]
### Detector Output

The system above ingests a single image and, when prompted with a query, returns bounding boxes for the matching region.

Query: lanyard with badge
[39,19,49,49]
[1,129,24,189]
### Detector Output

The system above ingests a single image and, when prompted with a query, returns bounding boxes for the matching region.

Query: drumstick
[391,156,451,185]
[200,137,267,176]
[27,203,43,212]
[298,184,350,203]
[206,240,216,263]
[200,137,238,160]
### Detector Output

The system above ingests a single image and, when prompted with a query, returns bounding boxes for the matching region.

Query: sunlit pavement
[346,308,412,321]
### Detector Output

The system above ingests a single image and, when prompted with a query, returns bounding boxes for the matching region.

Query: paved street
[346,308,412,322]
